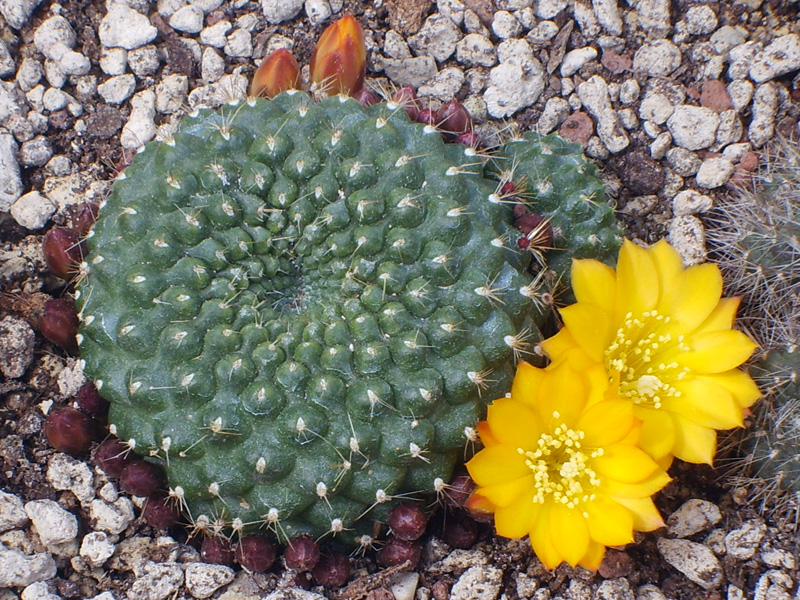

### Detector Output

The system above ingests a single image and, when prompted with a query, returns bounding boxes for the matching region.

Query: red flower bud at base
[442,511,479,549]
[390,86,419,120]
[43,227,82,280]
[235,535,276,572]
[39,297,80,355]
[71,203,99,237]
[311,15,366,97]
[284,534,320,572]
[201,536,235,566]
[388,503,428,541]
[120,460,165,497]
[377,536,421,569]
[75,381,109,418]
[312,553,351,588]
[94,439,132,477]
[352,88,381,107]
[437,100,472,134]
[143,494,181,529]
[250,49,301,99]
[44,406,94,455]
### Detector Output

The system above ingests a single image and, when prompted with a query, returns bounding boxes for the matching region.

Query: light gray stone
[667,105,719,150]
[577,75,629,152]
[201,47,225,83]
[97,74,136,105]
[0,545,57,588]
[596,579,634,600]
[657,537,722,589]
[635,0,671,37]
[170,4,204,33]
[0,39,15,77]
[667,499,721,536]
[450,565,503,600]
[100,47,127,76]
[47,453,95,505]
[491,11,522,39]
[224,29,252,58]
[0,132,23,212]
[685,5,717,35]
[263,590,326,600]
[672,190,713,217]
[592,0,623,35]
[649,131,671,159]
[455,33,496,67]
[259,0,303,24]
[528,20,559,44]
[21,581,61,600]
[184,563,235,599]
[417,67,465,101]
[725,518,767,560]
[43,57,66,88]
[711,26,747,57]
[727,79,754,112]
[535,0,567,19]
[409,14,462,62]
[59,50,91,76]
[0,316,35,379]
[79,532,115,568]
[199,20,231,48]
[389,571,419,600]
[384,30,411,59]
[19,136,53,168]
[633,39,681,76]
[715,110,743,147]
[10,190,55,228]
[17,57,43,91]
[753,570,793,600]
[190,0,223,12]
[25,500,78,547]
[484,38,544,118]
[43,87,68,112]
[749,82,778,148]
[438,0,466,26]
[305,0,331,25]
[537,96,570,134]
[128,561,184,600]
[0,0,44,29]
[155,74,188,114]
[750,34,800,83]
[99,4,158,50]
[636,584,668,600]
[728,41,761,79]
[560,46,598,77]
[121,90,157,149]
[34,16,76,60]
[128,45,161,77]
[381,56,438,88]
[0,490,28,532]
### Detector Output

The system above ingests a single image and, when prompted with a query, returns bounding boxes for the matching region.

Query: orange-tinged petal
[466,445,530,486]
[671,414,717,464]
[530,503,563,569]
[703,370,762,409]
[616,240,659,320]
[647,238,684,292]
[495,486,542,538]
[578,540,606,571]
[635,406,676,462]
[665,378,744,429]
[603,468,671,499]
[549,503,590,567]
[486,398,542,450]
[540,327,578,361]
[465,491,495,515]
[585,495,634,546]
[310,15,366,96]
[558,303,613,362]
[478,475,534,508]
[511,361,545,405]
[571,258,617,313]
[682,330,758,373]
[612,496,665,531]
[695,297,741,333]
[578,399,635,447]
[250,49,302,98]
[593,444,659,484]
[477,421,500,447]
[658,263,723,331]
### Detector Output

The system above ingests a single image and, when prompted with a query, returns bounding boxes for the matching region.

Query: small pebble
[672,190,713,216]
[696,157,734,189]
[667,105,720,150]
[633,39,682,76]
[79,532,116,568]
[170,5,204,34]
[657,538,722,590]
[9,191,56,230]
[97,74,136,105]
[449,565,503,600]
[750,33,800,83]
[725,519,767,560]
[184,562,235,599]
[99,4,158,50]
[560,46,598,77]
[668,215,706,266]
[667,499,721,537]
[25,499,79,547]
[0,489,28,533]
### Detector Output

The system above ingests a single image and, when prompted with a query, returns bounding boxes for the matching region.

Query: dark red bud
[388,503,428,541]
[352,88,381,106]
[43,227,83,280]
[456,130,479,148]
[442,511,479,549]
[284,534,320,572]
[391,86,419,120]
[75,381,109,418]
[443,474,476,509]
[44,406,94,455]
[437,100,472,134]
[311,553,351,588]
[235,535,276,572]
[143,494,181,529]
[72,203,98,237]
[39,298,79,355]
[94,439,133,477]
[201,536,235,566]
[517,236,531,249]
[415,108,436,126]
[377,536,421,569]
[250,48,302,98]
[120,459,165,497]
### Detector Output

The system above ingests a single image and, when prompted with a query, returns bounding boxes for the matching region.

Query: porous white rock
[0,39,14,78]
[201,47,225,83]
[749,82,778,148]
[727,79,754,112]
[10,190,56,229]
[537,96,570,134]
[89,497,135,535]
[128,561,184,600]
[0,489,28,532]
[199,20,231,48]
[666,105,719,150]
[128,45,161,77]
[750,34,800,83]
[649,131,671,159]
[97,74,136,105]
[535,0,567,19]
[711,26,747,56]
[100,47,127,76]
[20,135,53,168]
[455,33,496,67]
[667,499,721,536]
[17,57,43,91]
[728,41,762,80]
[381,56,437,88]
[224,28,252,58]
[43,87,68,111]
[484,39,544,118]
[685,5,717,35]
[635,0,671,37]
[390,571,419,600]
[80,532,116,568]
[417,67,465,101]
[59,50,91,76]
[0,131,24,211]
[560,46,598,77]
[657,537,722,589]
[633,40,682,76]
[596,579,634,600]
[672,190,713,217]
[21,581,61,600]
[725,519,767,560]
[47,453,95,505]
[184,562,235,599]
[0,0,45,29]
[34,16,76,60]
[305,0,331,25]
[99,4,158,50]
[696,157,735,189]
[450,565,503,600]
[619,79,640,104]
[0,546,57,588]
[121,89,157,150]
[155,74,188,114]
[259,0,303,24]
[409,14,462,63]
[25,499,79,547]
[666,147,702,176]
[491,10,522,39]
[592,0,623,35]
[577,75,629,153]
[169,4,204,33]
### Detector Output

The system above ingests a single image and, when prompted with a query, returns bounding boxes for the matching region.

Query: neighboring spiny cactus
[75,91,620,542]
[708,136,800,494]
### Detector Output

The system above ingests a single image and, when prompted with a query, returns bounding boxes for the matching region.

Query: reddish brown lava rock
[598,548,635,578]
[559,111,594,146]
[601,49,632,74]
[700,80,733,112]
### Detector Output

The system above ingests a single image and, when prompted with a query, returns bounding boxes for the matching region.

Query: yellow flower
[466,359,669,570]
[542,239,760,466]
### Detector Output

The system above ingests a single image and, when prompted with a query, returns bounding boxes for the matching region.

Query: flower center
[604,310,690,409]
[519,412,602,509]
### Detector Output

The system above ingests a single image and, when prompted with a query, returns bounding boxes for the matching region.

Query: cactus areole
[76,92,621,541]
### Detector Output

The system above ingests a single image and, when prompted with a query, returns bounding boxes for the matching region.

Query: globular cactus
[75,90,621,541]
[708,136,800,494]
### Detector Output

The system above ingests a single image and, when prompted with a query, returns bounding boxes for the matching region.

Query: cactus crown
[76,91,621,540]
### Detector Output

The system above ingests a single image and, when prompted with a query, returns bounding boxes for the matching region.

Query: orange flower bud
[250,48,301,99]
[310,14,366,96]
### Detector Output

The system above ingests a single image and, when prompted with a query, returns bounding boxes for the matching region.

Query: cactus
[75,91,621,541]
[708,136,800,494]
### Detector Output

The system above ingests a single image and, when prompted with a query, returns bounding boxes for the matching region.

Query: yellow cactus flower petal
[310,14,366,96]
[559,303,612,362]
[572,258,616,312]
[613,496,666,531]
[585,495,634,546]
[578,540,606,571]
[671,414,717,464]
[486,398,542,450]
[544,239,760,465]
[477,420,500,447]
[468,359,669,570]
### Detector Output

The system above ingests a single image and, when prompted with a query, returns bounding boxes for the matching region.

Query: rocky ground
[2,0,800,599]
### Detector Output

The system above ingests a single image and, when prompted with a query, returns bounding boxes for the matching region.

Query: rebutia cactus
[708,136,800,493]
[74,89,621,542]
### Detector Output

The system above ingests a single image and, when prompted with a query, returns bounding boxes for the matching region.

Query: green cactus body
[76,92,619,540]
